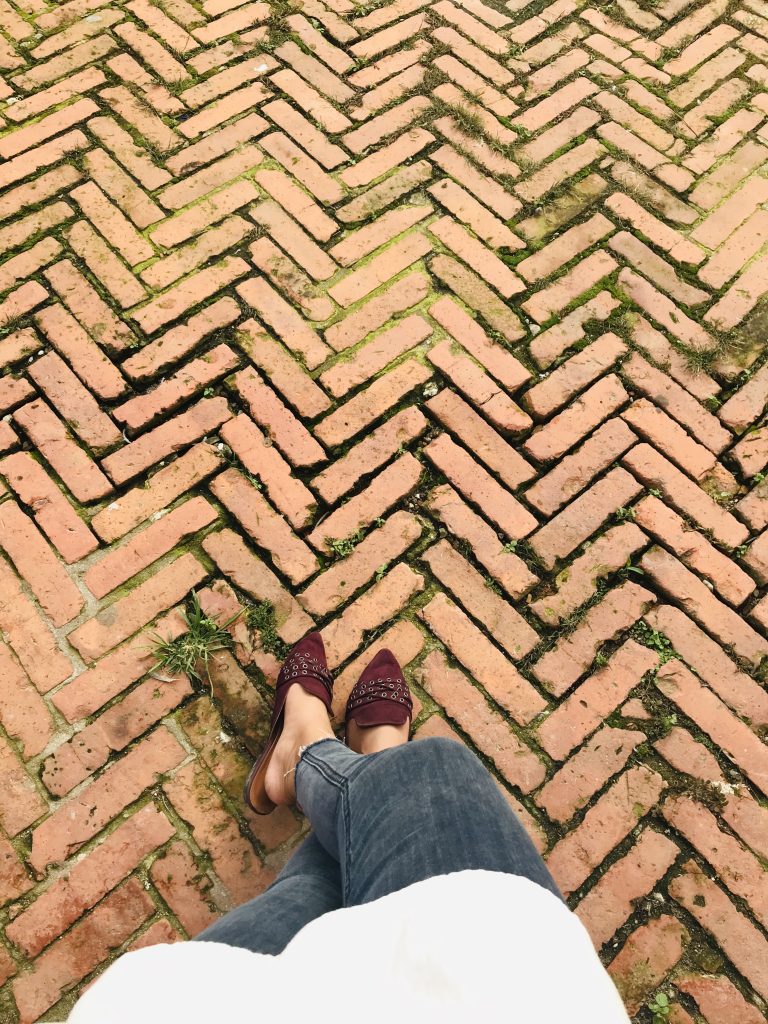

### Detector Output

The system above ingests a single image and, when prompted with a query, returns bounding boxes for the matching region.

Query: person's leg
[193,833,342,954]
[296,735,561,906]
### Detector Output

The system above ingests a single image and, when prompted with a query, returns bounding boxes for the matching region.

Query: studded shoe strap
[277,651,333,697]
[347,676,413,715]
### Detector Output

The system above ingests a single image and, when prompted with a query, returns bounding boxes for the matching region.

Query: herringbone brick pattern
[0,0,767,1018]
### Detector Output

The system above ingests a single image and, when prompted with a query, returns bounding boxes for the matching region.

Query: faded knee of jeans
[407,735,481,775]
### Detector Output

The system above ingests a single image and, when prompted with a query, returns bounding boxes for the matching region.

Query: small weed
[630,622,676,663]
[327,528,365,558]
[375,563,388,581]
[621,559,645,579]
[615,505,637,521]
[503,540,518,553]
[245,600,289,659]
[647,991,671,1023]
[148,593,240,691]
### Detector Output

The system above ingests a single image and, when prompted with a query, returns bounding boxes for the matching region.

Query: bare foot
[346,719,409,755]
[264,686,334,807]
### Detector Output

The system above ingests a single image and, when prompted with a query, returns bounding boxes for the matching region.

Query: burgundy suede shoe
[344,648,413,743]
[243,631,333,815]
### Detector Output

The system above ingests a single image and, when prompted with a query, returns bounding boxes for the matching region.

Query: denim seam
[341,777,353,905]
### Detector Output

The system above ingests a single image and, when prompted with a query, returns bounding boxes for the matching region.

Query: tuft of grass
[245,600,289,659]
[148,592,240,690]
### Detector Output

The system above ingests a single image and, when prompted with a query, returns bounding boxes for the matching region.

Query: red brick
[115,345,240,432]
[203,529,313,644]
[608,916,689,1015]
[645,604,768,727]
[123,298,240,382]
[52,608,186,723]
[0,734,47,837]
[220,414,316,529]
[627,403,719,492]
[418,650,546,793]
[575,829,680,948]
[522,251,619,324]
[211,468,318,585]
[663,795,768,928]
[91,442,224,544]
[430,253,524,343]
[524,374,629,462]
[429,215,523,298]
[537,639,657,760]
[330,205,431,266]
[0,832,32,907]
[0,451,98,562]
[622,351,731,454]
[85,498,218,599]
[655,660,768,795]
[523,333,626,419]
[150,841,218,937]
[670,860,768,1000]
[70,553,207,662]
[635,497,755,607]
[44,258,138,354]
[234,367,327,468]
[641,547,767,668]
[30,727,186,871]
[427,389,535,490]
[316,359,431,447]
[530,523,647,625]
[529,466,642,569]
[14,399,113,503]
[178,694,301,851]
[308,454,422,554]
[0,557,73,693]
[530,291,620,369]
[624,444,748,548]
[44,674,193,796]
[424,433,537,540]
[300,511,421,617]
[236,320,330,419]
[12,878,155,1022]
[420,592,547,726]
[427,484,538,599]
[0,944,16,987]
[428,340,531,434]
[322,563,423,667]
[536,725,645,823]
[429,295,531,393]
[321,316,431,399]
[546,765,665,895]
[133,257,249,334]
[311,407,427,504]
[324,271,428,353]
[675,973,765,1024]
[0,644,55,759]
[163,761,268,908]
[102,397,232,486]
[422,540,539,660]
[128,918,181,950]
[0,501,84,626]
[7,806,174,957]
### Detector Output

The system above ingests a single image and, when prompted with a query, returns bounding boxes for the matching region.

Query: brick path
[0,0,767,1019]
